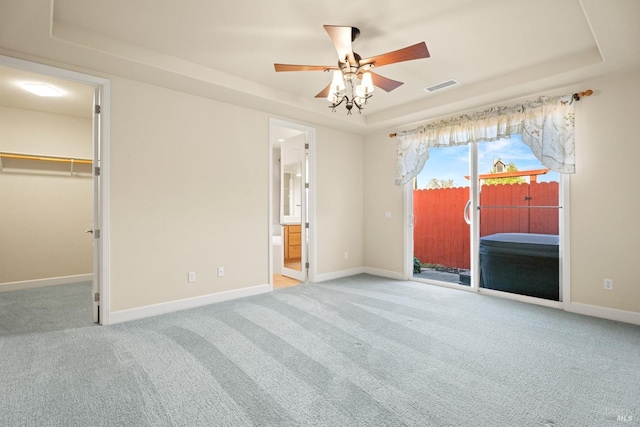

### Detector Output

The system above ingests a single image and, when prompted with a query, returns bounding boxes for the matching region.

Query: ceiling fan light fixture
[274,25,430,115]
[327,71,373,115]
[361,72,374,93]
[330,70,345,92]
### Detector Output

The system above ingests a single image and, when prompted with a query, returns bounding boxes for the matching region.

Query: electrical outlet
[344,252,349,260]
[188,272,196,283]
[217,267,224,277]
[603,278,613,290]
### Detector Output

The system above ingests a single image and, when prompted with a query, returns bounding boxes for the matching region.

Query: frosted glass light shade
[330,70,345,92]
[327,93,339,104]
[354,86,365,104]
[361,72,374,93]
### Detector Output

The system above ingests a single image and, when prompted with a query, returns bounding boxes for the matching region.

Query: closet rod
[0,152,92,164]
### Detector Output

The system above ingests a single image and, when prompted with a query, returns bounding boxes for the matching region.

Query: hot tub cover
[479,233,559,300]
[479,233,559,258]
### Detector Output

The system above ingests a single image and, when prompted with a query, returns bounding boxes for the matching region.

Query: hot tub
[479,233,559,301]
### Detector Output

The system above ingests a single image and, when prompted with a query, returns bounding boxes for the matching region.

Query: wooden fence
[413,182,558,269]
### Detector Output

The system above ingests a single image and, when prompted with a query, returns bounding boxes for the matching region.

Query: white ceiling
[0,65,94,119]
[1,0,639,134]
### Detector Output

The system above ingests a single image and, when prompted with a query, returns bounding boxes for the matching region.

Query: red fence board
[414,182,559,269]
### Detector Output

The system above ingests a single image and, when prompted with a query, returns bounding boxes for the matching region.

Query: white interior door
[91,87,101,322]
[280,136,307,281]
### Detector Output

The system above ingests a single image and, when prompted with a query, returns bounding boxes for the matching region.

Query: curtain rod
[388,89,594,138]
[0,152,92,164]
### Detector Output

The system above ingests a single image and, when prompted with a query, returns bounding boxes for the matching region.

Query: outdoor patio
[413,268,470,286]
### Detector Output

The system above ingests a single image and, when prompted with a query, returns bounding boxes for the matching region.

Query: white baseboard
[314,267,365,283]
[108,283,271,325]
[363,267,405,281]
[565,301,640,326]
[0,274,92,292]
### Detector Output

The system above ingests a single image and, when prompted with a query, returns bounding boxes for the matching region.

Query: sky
[415,134,559,188]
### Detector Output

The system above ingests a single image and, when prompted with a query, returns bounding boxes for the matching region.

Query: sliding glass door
[413,135,561,301]
[476,135,561,301]
[412,144,472,286]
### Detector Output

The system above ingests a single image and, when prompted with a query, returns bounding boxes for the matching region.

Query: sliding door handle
[464,200,472,225]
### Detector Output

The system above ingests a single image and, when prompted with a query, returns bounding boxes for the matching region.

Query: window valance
[394,94,577,186]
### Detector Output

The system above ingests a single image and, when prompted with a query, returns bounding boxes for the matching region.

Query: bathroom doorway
[269,119,315,289]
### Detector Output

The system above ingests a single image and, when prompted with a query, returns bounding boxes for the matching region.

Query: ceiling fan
[274,25,430,113]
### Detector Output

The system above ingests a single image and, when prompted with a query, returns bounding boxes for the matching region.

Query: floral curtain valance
[394,94,576,186]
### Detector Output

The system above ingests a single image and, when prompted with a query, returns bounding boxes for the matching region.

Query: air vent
[423,79,460,93]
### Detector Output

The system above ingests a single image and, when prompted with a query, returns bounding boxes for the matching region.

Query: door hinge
[94,166,101,176]
[94,229,101,239]
[305,262,310,269]
[305,143,309,150]
[305,183,309,189]
[95,105,101,114]
[94,292,100,302]
[305,222,309,229]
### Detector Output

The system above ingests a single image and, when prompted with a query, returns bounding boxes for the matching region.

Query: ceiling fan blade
[361,42,430,68]
[315,84,332,98]
[274,64,338,72]
[323,25,356,65]
[368,72,404,92]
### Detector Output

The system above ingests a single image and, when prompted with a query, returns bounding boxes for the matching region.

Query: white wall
[0,106,92,284]
[108,78,270,311]
[315,126,364,277]
[105,76,363,312]
[363,68,640,316]
[363,132,405,276]
[569,69,640,313]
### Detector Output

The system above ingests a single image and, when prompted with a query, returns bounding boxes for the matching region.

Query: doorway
[269,118,315,289]
[0,55,110,324]
[411,135,565,303]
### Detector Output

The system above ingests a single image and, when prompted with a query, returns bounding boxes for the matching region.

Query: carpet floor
[1,275,639,426]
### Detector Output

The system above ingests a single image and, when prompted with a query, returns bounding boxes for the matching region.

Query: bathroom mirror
[283,161,302,221]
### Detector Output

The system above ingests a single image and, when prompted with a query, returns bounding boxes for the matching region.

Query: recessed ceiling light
[277,138,285,142]
[21,83,62,97]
